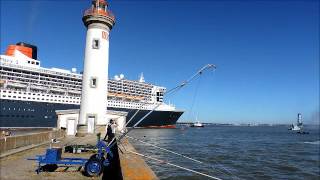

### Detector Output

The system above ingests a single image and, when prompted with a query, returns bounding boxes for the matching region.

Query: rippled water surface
[128,126,320,180]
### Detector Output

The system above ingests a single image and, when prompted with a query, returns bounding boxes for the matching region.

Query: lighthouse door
[87,115,96,133]
[67,119,76,136]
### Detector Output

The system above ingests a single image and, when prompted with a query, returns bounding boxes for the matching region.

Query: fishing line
[126,135,241,180]
[60,65,215,146]
[127,64,216,128]
[126,149,223,180]
[186,73,202,122]
[107,64,217,148]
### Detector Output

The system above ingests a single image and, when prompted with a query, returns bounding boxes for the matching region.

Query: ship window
[36,62,39,65]
[90,77,97,88]
[92,39,100,49]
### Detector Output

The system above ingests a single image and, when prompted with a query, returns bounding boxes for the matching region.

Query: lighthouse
[78,0,115,135]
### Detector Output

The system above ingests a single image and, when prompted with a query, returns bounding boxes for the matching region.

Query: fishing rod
[124,64,216,129]
[107,64,217,147]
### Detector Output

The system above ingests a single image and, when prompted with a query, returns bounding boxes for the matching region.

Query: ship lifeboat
[107,92,144,101]
[50,88,66,93]
[108,92,117,97]
[7,81,27,89]
[114,93,125,98]
[30,85,47,90]
[134,96,144,100]
[68,90,81,94]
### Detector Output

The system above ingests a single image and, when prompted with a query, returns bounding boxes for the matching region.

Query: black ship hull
[0,99,183,128]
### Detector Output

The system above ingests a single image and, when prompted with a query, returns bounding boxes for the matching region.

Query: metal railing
[83,8,115,20]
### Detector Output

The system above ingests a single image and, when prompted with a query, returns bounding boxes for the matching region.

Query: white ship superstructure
[0,42,183,128]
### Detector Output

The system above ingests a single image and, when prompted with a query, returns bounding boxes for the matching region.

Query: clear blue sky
[1,0,319,124]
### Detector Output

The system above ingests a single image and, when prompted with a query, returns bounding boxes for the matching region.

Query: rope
[126,149,223,180]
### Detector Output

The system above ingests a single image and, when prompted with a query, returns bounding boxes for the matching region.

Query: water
[128,125,320,180]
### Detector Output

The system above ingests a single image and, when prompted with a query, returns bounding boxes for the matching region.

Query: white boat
[288,113,303,131]
[191,119,204,127]
[290,124,301,131]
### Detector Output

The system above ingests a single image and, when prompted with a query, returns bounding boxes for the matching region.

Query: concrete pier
[0,130,158,180]
[118,138,158,180]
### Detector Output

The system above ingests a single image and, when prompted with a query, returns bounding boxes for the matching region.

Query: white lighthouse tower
[78,0,115,135]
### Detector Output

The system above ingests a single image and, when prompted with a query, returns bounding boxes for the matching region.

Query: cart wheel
[85,157,104,177]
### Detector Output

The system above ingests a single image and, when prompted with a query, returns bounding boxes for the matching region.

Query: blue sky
[1,0,319,124]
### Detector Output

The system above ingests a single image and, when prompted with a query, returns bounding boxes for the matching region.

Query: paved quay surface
[1,133,158,180]
[0,135,100,180]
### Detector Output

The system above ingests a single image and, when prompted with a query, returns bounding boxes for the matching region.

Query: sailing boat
[288,113,303,131]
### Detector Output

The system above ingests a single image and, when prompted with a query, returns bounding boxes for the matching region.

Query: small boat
[288,124,301,131]
[288,113,309,134]
[191,121,204,127]
[288,113,303,131]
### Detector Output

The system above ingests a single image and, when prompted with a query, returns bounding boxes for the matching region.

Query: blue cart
[27,140,113,177]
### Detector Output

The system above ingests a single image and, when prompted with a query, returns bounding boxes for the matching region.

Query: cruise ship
[0,42,184,128]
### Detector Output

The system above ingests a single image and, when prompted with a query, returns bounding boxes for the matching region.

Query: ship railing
[0,62,81,79]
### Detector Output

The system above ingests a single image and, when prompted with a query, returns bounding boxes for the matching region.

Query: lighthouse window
[90,77,97,88]
[92,39,100,49]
